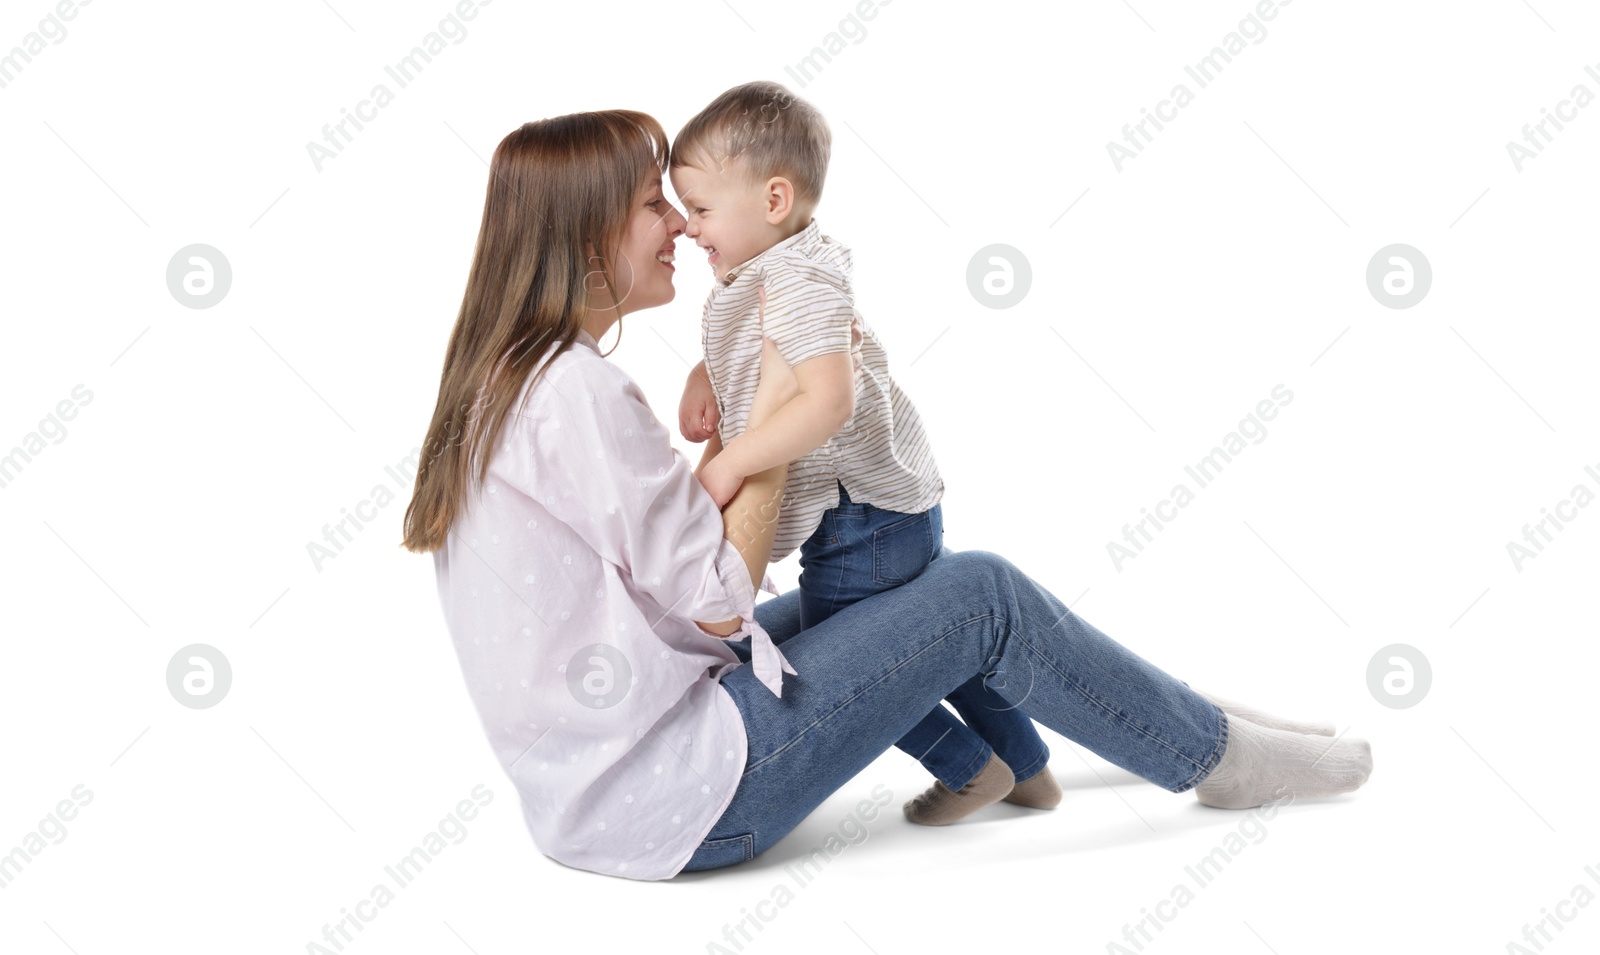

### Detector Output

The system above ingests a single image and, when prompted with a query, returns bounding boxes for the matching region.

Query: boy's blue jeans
[796,482,1050,791]
[679,547,1227,873]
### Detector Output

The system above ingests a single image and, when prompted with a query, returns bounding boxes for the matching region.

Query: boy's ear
[764,176,796,225]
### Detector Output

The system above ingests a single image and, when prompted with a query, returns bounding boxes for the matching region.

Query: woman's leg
[905,505,1057,808]
[714,339,1011,799]
[801,496,1054,816]
[796,501,1001,803]
[681,548,1371,872]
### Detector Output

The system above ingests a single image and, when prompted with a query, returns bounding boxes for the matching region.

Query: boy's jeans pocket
[872,505,940,587]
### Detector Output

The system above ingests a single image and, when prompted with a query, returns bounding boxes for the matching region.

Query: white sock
[1196,688,1336,736]
[1195,715,1373,810]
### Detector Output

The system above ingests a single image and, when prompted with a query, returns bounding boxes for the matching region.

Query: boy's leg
[945,674,1054,784]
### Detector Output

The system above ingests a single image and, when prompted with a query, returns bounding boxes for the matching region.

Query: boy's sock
[1002,764,1062,809]
[1195,715,1373,810]
[1195,688,1337,737]
[903,752,1014,825]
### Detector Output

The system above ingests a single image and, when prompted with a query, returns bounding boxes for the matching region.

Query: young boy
[669,81,1061,825]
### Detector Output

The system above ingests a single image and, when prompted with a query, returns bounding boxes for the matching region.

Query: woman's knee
[938,549,1038,618]
[937,549,1012,588]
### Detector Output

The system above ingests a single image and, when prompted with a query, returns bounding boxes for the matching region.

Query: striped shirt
[701,219,944,562]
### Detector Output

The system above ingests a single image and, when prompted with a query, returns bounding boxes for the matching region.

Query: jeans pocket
[872,510,935,586]
[683,831,756,872]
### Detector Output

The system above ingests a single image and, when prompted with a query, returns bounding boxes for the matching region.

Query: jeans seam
[1007,748,1049,783]
[1176,706,1229,793]
[940,738,994,791]
[1009,626,1223,788]
[800,529,847,627]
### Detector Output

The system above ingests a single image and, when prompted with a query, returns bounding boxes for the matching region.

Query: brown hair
[401,110,669,554]
[670,80,831,209]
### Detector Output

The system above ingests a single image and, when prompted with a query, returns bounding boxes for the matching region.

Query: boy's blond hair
[670,80,831,210]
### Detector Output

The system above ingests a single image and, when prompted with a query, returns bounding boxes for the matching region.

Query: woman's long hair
[401,110,669,554]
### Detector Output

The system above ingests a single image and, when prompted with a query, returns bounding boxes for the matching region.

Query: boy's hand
[679,360,720,443]
[696,455,744,510]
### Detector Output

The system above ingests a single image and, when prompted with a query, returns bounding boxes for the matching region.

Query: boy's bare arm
[709,349,855,481]
[679,359,720,443]
[694,428,723,478]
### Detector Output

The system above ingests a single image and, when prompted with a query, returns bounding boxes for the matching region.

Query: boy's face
[669,157,776,284]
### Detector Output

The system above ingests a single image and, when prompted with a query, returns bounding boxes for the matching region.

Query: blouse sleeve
[754,257,858,370]
[505,354,796,696]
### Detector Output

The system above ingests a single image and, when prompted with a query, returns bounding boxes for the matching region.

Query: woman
[400,110,1373,881]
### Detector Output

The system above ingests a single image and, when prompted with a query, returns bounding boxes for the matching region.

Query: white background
[3,0,1597,952]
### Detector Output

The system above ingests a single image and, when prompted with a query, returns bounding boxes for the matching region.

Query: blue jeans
[797,482,1050,790]
[680,547,1227,873]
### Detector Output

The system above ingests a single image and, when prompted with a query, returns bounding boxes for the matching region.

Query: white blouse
[432,328,793,880]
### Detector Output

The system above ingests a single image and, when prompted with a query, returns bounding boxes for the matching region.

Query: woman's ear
[582,241,614,300]
[764,177,796,225]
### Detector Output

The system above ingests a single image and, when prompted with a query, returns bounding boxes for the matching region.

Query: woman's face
[599,176,687,317]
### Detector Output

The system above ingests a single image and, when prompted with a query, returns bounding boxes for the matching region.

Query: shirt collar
[719,218,821,286]
[573,327,600,352]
